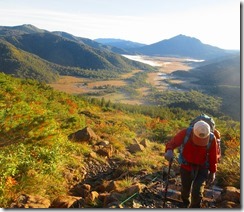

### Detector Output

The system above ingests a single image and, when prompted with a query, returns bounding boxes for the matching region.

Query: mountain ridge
[94,38,146,50]
[0,24,47,36]
[1,24,238,61]
[129,34,231,59]
[53,31,131,54]
[0,25,156,82]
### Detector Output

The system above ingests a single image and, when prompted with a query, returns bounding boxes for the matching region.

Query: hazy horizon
[0,0,241,50]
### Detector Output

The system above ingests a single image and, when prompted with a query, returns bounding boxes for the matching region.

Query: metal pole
[163,158,173,208]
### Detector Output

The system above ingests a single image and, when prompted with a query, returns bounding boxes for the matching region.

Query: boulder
[89,151,98,159]
[51,195,82,208]
[105,180,121,193]
[68,127,99,143]
[96,145,113,158]
[217,186,240,203]
[124,183,145,196]
[219,200,239,208]
[11,194,50,208]
[103,191,122,208]
[85,191,99,203]
[96,140,110,146]
[140,139,150,147]
[128,143,145,153]
[70,183,91,197]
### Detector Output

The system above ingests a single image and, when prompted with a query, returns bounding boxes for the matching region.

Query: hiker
[164,120,218,208]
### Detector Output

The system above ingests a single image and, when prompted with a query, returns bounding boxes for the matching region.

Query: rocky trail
[10,127,240,209]
[95,161,217,208]
[67,158,239,209]
[10,156,240,209]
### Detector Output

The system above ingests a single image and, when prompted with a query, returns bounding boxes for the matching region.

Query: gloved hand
[165,149,174,161]
[207,172,216,185]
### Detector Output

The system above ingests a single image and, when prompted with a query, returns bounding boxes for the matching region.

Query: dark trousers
[180,166,208,208]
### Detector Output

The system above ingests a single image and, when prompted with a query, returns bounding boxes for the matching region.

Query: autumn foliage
[0,73,240,207]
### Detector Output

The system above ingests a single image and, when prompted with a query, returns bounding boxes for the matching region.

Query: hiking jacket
[165,128,218,173]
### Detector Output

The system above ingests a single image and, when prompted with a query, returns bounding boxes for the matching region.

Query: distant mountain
[0,24,47,36]
[53,32,130,54]
[131,34,231,60]
[0,25,155,75]
[94,38,146,50]
[0,39,59,82]
[0,38,133,82]
[0,24,239,88]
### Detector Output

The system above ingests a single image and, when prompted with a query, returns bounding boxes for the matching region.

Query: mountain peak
[174,34,187,38]
[134,34,227,59]
[94,38,146,50]
[12,24,46,34]
[170,34,201,43]
[19,24,36,28]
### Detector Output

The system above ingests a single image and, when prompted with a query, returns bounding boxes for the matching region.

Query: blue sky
[0,0,241,49]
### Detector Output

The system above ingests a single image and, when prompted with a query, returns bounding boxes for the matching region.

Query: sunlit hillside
[0,72,240,208]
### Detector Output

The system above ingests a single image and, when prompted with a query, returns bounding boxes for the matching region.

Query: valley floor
[49,56,199,104]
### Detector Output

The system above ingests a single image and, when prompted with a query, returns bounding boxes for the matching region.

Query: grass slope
[0,73,240,207]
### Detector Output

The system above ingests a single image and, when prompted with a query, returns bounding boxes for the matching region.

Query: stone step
[162,184,223,206]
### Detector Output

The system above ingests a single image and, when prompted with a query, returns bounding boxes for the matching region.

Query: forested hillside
[0,39,59,83]
[171,54,240,120]
[0,39,122,83]
[0,73,240,208]
[0,25,156,83]
[188,54,240,86]
[0,25,155,74]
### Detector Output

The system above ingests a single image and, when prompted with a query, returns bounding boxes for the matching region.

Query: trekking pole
[163,158,173,208]
[209,180,216,208]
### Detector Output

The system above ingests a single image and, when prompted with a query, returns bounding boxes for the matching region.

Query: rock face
[96,145,113,158]
[10,194,51,208]
[50,196,82,208]
[216,186,240,208]
[128,138,151,153]
[68,127,99,143]
[128,143,145,153]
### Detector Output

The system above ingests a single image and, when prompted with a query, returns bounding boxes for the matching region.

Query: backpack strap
[178,127,192,165]
[178,128,215,167]
[205,132,214,167]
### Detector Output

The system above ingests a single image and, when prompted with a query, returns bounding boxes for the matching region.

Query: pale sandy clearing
[86,80,126,88]
[50,76,127,94]
[49,56,196,103]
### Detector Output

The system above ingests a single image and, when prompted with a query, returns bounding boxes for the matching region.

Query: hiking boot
[189,201,202,208]
[181,200,190,208]
[182,203,189,208]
